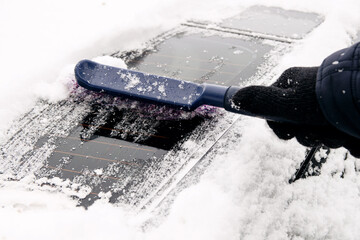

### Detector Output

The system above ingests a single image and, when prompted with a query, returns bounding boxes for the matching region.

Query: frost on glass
[220,5,323,39]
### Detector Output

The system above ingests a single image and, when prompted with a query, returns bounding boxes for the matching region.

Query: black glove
[231,67,360,157]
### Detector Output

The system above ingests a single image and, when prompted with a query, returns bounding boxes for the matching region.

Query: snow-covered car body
[1,6,327,209]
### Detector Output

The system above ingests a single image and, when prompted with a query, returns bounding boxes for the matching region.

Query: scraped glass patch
[220,6,323,39]
[130,33,272,86]
[36,103,209,207]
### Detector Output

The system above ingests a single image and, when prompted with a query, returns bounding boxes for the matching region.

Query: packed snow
[1,0,360,239]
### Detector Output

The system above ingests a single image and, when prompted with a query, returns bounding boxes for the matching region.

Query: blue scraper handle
[75,59,245,114]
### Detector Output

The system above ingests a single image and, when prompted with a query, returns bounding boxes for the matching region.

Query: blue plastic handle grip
[199,84,229,108]
[75,59,247,113]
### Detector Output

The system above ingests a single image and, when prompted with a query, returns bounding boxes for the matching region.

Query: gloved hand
[231,67,360,157]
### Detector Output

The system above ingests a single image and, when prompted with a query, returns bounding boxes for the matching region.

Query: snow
[233,50,244,55]
[1,0,360,239]
[123,73,141,90]
[92,55,127,69]
[158,84,167,96]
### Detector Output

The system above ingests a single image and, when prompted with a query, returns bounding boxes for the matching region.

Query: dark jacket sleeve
[316,42,360,139]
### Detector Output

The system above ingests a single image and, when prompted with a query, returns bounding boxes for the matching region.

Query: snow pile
[151,119,360,239]
[1,0,360,239]
[0,176,143,240]
[92,55,127,69]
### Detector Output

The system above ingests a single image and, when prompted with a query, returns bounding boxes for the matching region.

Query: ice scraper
[75,59,261,119]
